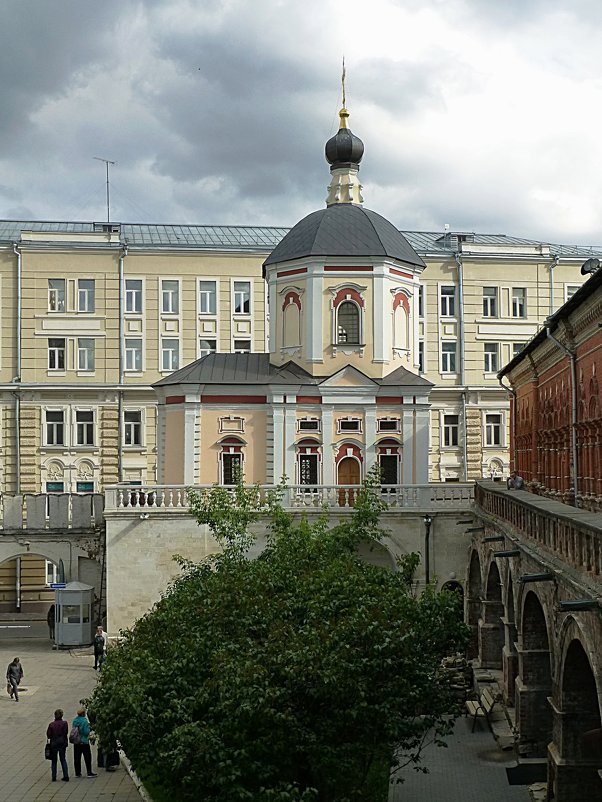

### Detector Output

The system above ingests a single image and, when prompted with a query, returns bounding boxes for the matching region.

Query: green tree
[89,476,469,802]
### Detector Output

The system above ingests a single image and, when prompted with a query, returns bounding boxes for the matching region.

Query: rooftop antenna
[93,156,116,222]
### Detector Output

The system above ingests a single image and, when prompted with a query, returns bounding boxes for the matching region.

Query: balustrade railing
[104,483,474,512]
[474,480,602,577]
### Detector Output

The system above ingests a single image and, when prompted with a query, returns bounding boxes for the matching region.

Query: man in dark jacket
[6,657,23,701]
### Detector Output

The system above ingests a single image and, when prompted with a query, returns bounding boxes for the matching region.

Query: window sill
[47,371,67,377]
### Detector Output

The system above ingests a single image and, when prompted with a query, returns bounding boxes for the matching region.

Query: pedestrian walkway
[389,715,531,802]
[0,638,141,801]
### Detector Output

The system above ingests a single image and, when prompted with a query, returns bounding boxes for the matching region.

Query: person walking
[71,707,97,778]
[93,625,108,671]
[46,708,69,782]
[6,656,23,701]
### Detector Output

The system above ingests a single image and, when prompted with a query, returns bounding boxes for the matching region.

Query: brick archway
[517,591,552,757]
[480,560,504,669]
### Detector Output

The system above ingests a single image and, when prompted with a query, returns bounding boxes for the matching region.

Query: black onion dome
[264,204,425,268]
[325,126,364,168]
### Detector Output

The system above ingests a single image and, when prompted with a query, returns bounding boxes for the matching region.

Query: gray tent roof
[154,353,432,390]
[264,205,425,268]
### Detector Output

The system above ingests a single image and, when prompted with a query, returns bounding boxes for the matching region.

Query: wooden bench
[465,687,500,732]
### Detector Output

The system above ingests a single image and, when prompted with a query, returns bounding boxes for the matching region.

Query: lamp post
[423,514,433,585]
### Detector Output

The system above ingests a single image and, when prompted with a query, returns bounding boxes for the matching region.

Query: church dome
[264,203,424,267]
[325,109,364,168]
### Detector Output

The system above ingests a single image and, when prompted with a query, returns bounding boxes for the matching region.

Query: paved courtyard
[0,637,140,801]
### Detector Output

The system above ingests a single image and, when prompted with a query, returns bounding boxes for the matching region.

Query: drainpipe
[549,255,559,315]
[498,376,517,472]
[544,320,578,501]
[15,556,21,613]
[117,245,128,483]
[13,243,22,494]
[454,253,468,481]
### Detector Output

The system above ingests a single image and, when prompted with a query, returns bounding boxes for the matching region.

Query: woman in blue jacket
[71,708,97,778]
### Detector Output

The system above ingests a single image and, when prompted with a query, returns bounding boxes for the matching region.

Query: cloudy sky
[2,0,602,245]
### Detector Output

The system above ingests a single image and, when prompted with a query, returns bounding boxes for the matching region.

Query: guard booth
[55,581,94,648]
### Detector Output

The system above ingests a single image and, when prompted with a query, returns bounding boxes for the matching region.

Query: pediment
[319,366,378,389]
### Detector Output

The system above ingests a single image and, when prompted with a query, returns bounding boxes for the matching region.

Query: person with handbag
[6,656,23,701]
[71,707,98,778]
[46,709,69,782]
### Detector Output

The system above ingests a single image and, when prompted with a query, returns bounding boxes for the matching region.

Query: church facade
[155,107,432,489]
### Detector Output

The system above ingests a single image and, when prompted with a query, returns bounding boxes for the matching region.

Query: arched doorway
[480,561,504,668]
[517,591,552,757]
[549,638,602,801]
[466,551,482,660]
[337,456,360,506]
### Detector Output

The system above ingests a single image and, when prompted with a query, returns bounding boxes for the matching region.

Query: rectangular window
[125,339,143,372]
[48,279,65,312]
[233,339,251,353]
[440,285,456,317]
[513,342,525,359]
[443,414,459,447]
[46,482,64,493]
[379,454,399,484]
[233,281,251,314]
[125,279,143,314]
[199,280,217,314]
[46,410,64,446]
[222,453,242,485]
[219,417,245,433]
[418,340,424,373]
[48,338,65,371]
[485,413,503,446]
[46,560,59,586]
[418,285,424,318]
[161,338,180,371]
[77,338,95,371]
[77,279,95,313]
[565,284,580,301]
[199,339,217,358]
[298,419,321,432]
[338,418,362,433]
[161,280,179,314]
[441,341,457,373]
[124,410,142,446]
[483,286,498,317]
[76,410,94,446]
[76,481,94,493]
[377,419,399,432]
[484,343,499,373]
[299,454,319,485]
[512,287,526,318]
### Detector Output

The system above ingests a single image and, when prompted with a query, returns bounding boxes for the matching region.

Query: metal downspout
[545,322,578,501]
[549,255,559,316]
[13,244,21,494]
[498,376,517,471]
[117,245,128,483]
[454,253,468,481]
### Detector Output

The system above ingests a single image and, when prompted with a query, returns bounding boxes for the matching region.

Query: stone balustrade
[104,483,475,513]
[474,480,602,578]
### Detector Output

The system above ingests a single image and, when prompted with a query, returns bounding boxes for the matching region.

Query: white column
[284,400,297,483]
[268,273,277,354]
[272,404,285,483]
[322,406,334,483]
[402,405,414,485]
[183,400,198,485]
[372,268,388,363]
[414,405,430,484]
[364,404,377,473]
[306,268,323,363]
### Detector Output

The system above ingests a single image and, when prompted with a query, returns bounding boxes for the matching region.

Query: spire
[325,61,364,206]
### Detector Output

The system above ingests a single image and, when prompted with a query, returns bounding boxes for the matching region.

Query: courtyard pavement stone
[0,638,141,801]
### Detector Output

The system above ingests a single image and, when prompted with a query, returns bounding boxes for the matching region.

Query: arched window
[337,302,360,344]
[218,437,245,485]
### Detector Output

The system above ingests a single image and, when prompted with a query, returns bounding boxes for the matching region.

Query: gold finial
[339,56,348,128]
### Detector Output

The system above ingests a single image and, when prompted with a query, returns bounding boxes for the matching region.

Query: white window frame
[337,417,362,434]
[199,280,217,315]
[219,417,245,433]
[45,409,65,447]
[418,340,425,374]
[221,452,243,485]
[511,287,526,318]
[440,285,456,317]
[161,279,180,315]
[513,342,525,359]
[565,284,580,302]
[483,286,498,318]
[484,342,499,374]
[125,279,143,314]
[442,413,460,448]
[48,279,65,313]
[440,341,457,374]
[377,418,400,433]
[233,280,251,315]
[77,338,95,372]
[484,412,504,447]
[297,418,321,433]
[125,338,143,372]
[233,339,251,353]
[48,338,66,371]
[161,338,180,371]
[75,409,95,447]
[418,284,425,318]
[199,338,217,358]
[298,453,320,485]
[46,560,60,586]
[124,409,143,447]
[77,278,95,313]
